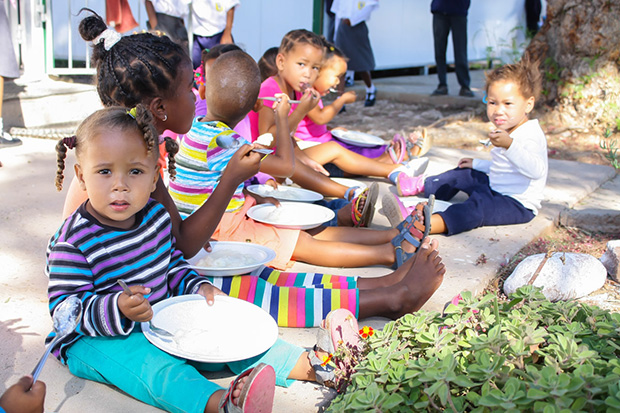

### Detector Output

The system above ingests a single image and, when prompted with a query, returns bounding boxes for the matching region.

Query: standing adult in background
[332,0,379,107]
[324,0,335,43]
[0,0,22,150]
[525,0,542,37]
[144,0,190,50]
[190,0,239,69]
[430,0,474,97]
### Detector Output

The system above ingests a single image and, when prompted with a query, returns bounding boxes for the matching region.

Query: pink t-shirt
[249,77,299,141]
[294,99,332,143]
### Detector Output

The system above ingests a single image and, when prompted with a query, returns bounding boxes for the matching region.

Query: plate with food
[331,129,385,147]
[142,295,278,363]
[246,184,323,203]
[247,202,335,230]
[401,197,452,213]
[187,241,276,276]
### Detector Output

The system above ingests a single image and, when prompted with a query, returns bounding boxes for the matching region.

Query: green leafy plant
[600,122,620,170]
[326,287,620,412]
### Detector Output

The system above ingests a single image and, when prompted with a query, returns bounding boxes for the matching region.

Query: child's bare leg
[307,226,397,245]
[303,141,397,178]
[290,161,350,198]
[431,214,447,234]
[357,238,445,319]
[288,352,317,382]
[293,232,396,267]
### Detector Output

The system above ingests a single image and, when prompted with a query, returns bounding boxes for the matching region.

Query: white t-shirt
[191,0,240,37]
[145,0,191,19]
[331,0,379,27]
[472,119,548,214]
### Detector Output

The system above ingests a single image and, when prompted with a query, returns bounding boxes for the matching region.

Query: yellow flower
[359,326,374,339]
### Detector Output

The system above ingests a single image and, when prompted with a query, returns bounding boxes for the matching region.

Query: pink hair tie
[63,136,77,149]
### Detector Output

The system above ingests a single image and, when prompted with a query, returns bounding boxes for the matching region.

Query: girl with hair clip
[52,104,364,413]
[60,11,444,331]
[252,29,429,202]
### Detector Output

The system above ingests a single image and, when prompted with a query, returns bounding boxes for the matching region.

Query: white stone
[503,252,607,301]
[600,240,620,282]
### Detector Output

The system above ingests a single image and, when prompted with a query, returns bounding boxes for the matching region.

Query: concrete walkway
[0,70,618,412]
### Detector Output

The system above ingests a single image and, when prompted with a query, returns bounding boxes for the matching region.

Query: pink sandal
[387,133,406,164]
[396,173,425,197]
[308,309,362,388]
[219,363,276,413]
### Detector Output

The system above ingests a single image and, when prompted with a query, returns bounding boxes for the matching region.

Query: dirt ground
[329,99,620,309]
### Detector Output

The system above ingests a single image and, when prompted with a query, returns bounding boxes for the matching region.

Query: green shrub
[326,287,620,412]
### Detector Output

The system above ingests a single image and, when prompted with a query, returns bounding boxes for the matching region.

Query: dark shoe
[345,76,355,87]
[431,85,448,96]
[0,133,22,149]
[364,91,376,107]
[459,87,475,98]
[339,105,346,114]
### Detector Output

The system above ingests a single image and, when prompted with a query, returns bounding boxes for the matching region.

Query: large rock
[504,252,607,301]
[600,240,620,282]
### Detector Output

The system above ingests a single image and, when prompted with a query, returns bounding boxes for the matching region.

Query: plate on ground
[331,130,385,147]
[187,241,276,276]
[330,177,368,190]
[247,202,335,230]
[142,295,278,363]
[247,184,323,203]
[400,197,452,213]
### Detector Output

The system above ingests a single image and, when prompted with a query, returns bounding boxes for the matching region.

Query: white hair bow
[93,29,122,51]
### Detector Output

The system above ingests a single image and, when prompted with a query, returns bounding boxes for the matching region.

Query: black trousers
[432,13,470,89]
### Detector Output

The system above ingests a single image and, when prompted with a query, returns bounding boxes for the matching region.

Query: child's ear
[148,97,167,123]
[525,96,535,114]
[151,166,160,192]
[199,84,206,100]
[74,164,87,192]
[275,53,286,72]
[252,98,263,113]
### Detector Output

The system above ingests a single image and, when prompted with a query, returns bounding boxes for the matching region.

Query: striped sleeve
[167,247,212,296]
[47,241,134,338]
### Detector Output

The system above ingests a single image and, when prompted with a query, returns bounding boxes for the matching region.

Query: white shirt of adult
[144,0,191,19]
[331,0,379,32]
[472,119,548,214]
[191,0,240,37]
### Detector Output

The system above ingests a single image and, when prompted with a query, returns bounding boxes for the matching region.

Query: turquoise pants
[65,330,305,413]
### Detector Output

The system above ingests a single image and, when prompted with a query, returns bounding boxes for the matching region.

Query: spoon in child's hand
[116,280,174,338]
[215,134,273,155]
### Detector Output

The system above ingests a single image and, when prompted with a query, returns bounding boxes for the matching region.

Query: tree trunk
[525,0,620,131]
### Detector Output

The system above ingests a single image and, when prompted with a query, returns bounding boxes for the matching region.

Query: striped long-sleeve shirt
[45,199,211,362]
[169,119,248,218]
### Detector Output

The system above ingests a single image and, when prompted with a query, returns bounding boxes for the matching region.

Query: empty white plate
[247,202,335,230]
[187,241,276,277]
[142,295,278,363]
[331,129,385,147]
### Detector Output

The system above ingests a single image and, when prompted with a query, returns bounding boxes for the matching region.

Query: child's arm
[495,129,547,179]
[152,146,261,258]
[48,244,136,336]
[259,94,296,177]
[258,88,319,137]
[306,91,357,125]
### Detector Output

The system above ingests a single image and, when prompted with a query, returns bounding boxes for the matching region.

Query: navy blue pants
[432,13,470,89]
[424,168,535,236]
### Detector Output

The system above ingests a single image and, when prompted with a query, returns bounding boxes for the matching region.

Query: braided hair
[78,9,189,108]
[54,104,165,191]
[279,29,325,56]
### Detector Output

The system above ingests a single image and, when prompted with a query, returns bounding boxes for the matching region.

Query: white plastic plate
[247,202,335,230]
[142,295,278,363]
[187,241,276,276]
[246,184,323,203]
[331,129,385,147]
[400,197,452,213]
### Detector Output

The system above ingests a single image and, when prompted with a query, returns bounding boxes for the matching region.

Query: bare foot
[388,238,445,318]
[358,237,438,290]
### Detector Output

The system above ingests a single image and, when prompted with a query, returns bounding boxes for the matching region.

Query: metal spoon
[32,296,83,383]
[259,96,301,104]
[116,280,174,338]
[215,134,273,155]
